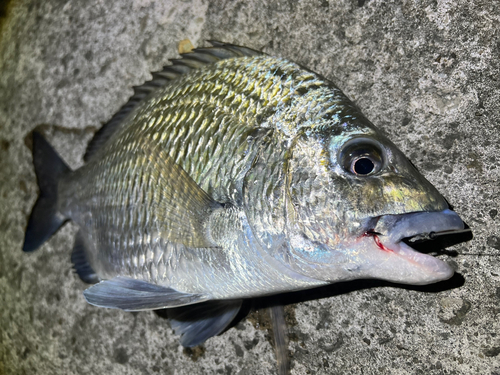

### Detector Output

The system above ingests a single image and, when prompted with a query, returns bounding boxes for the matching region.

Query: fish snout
[363,209,466,285]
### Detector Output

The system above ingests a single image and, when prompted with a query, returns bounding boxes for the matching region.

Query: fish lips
[365,209,465,284]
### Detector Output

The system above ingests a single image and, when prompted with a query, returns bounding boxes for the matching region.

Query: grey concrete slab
[0,0,498,374]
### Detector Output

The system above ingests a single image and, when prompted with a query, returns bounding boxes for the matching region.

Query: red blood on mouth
[363,231,393,252]
[373,234,393,252]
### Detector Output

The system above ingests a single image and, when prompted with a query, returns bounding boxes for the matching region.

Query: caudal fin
[23,131,70,252]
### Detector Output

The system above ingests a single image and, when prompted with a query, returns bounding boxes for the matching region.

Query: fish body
[23,42,465,347]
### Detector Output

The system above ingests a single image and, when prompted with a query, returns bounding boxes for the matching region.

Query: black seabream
[23,42,467,370]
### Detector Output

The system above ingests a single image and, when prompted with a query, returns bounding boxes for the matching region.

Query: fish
[23,41,467,365]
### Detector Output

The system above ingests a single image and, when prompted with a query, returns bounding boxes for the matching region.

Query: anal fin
[71,230,99,284]
[168,300,242,347]
[83,277,207,311]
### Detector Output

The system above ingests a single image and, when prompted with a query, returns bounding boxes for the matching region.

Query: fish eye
[338,138,385,176]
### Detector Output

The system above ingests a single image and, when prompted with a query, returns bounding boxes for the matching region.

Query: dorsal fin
[83,41,263,162]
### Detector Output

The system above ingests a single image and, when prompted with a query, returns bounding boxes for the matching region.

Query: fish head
[283,116,464,286]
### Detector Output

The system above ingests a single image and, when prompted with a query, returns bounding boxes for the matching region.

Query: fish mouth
[364,209,466,284]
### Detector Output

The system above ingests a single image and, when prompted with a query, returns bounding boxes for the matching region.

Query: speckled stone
[1,1,499,374]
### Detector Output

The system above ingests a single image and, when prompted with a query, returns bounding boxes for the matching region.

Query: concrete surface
[0,0,499,374]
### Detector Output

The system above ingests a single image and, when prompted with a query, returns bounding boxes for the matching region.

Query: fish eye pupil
[337,138,385,177]
[353,157,375,175]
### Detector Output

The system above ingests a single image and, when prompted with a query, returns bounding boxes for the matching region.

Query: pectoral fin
[113,138,223,249]
[168,300,242,347]
[83,277,208,311]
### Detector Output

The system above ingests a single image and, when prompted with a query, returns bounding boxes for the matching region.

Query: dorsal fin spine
[83,42,263,162]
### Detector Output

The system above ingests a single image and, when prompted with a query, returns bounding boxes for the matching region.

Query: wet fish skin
[24,43,464,324]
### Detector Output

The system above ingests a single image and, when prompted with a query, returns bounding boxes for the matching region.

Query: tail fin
[23,131,70,252]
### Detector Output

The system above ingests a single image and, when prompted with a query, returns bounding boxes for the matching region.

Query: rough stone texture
[0,0,499,374]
